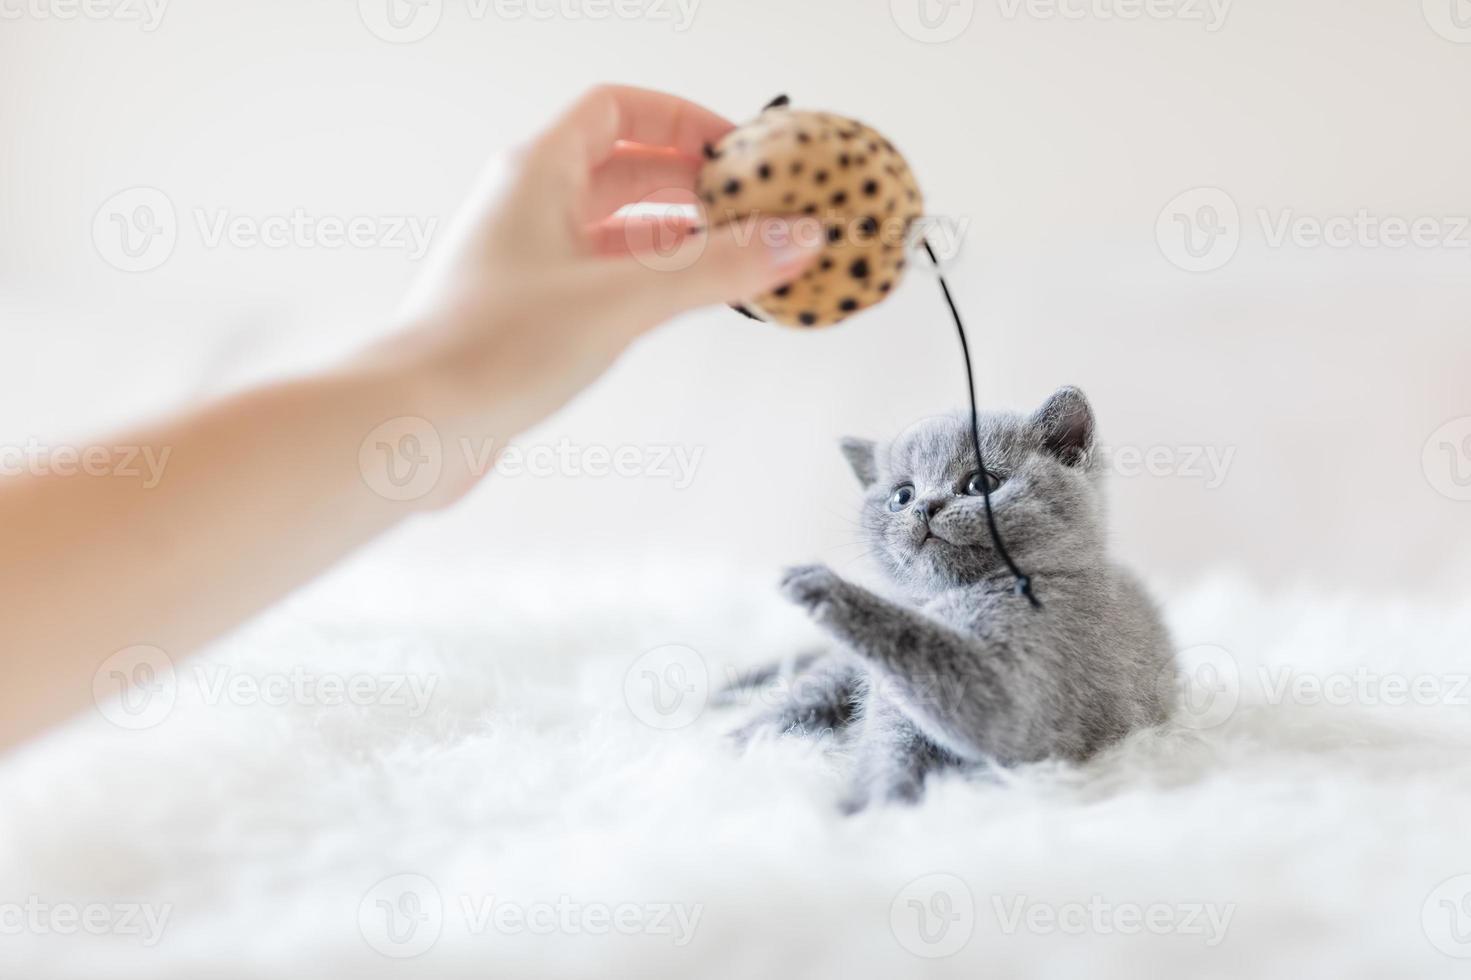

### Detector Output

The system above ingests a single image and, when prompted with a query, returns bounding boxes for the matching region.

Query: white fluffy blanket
[4,560,1471,979]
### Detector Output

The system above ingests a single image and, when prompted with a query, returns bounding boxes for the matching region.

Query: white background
[2,0,1469,598]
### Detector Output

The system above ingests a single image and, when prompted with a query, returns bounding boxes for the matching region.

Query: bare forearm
[0,86,813,752]
[0,358,447,749]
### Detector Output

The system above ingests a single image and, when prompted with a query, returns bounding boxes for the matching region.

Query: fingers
[553,84,733,165]
[583,145,703,224]
[518,85,732,211]
[583,215,825,327]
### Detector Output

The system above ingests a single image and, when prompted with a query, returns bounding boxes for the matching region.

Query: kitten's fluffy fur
[729,387,1174,811]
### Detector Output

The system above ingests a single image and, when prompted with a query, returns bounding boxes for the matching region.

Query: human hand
[382,85,821,495]
[0,88,823,748]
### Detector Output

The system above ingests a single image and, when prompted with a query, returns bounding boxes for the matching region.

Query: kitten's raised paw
[779,563,844,616]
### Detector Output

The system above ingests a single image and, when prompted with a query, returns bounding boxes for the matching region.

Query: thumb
[597,215,825,322]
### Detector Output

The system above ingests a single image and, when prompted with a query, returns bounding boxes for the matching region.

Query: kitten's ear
[1031,386,1095,467]
[839,437,879,487]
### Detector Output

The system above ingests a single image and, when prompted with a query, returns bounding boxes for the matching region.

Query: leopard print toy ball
[696,98,924,328]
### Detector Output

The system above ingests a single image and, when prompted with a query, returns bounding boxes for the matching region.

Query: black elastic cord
[749,96,1037,606]
[922,240,1041,608]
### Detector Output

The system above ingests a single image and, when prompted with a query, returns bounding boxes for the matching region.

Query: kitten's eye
[964,471,1001,496]
[887,484,915,512]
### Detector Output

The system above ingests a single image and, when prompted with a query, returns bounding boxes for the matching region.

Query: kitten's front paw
[780,563,846,619]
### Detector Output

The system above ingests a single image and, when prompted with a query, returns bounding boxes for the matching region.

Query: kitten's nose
[918,499,945,521]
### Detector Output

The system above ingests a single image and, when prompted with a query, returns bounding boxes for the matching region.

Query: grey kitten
[728,387,1174,812]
